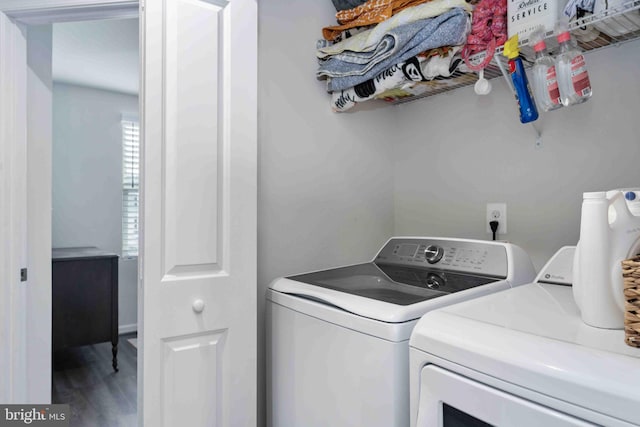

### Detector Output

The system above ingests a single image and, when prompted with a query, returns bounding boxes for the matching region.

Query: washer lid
[269,237,532,323]
[287,262,497,306]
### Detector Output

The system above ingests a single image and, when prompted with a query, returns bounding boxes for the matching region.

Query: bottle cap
[533,41,546,52]
[529,28,546,52]
[503,35,520,59]
[555,21,571,43]
[584,191,606,199]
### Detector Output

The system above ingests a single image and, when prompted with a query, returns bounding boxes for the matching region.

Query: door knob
[192,299,205,313]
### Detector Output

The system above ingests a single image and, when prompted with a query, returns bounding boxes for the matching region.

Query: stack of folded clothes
[318,0,475,112]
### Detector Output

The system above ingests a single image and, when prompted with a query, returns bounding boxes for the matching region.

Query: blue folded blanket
[318,8,469,92]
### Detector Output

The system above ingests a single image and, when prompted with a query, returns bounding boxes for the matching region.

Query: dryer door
[416,365,596,427]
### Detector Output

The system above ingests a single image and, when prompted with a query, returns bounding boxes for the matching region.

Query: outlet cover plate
[486,203,507,234]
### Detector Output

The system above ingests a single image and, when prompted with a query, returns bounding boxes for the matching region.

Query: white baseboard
[119,323,137,335]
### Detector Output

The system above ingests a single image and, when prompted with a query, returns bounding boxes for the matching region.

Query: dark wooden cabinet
[52,247,119,371]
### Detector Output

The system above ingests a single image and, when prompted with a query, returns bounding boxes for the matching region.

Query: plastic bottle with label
[530,30,562,112]
[555,26,592,106]
[503,35,539,124]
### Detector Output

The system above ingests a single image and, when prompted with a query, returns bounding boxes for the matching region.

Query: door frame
[0,0,139,404]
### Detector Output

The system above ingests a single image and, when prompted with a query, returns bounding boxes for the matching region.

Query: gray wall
[393,39,640,270]
[52,82,138,331]
[258,3,640,423]
[258,0,397,423]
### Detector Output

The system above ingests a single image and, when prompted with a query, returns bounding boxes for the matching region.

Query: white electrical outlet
[486,203,507,234]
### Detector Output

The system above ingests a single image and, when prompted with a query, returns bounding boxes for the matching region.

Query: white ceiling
[52,18,139,95]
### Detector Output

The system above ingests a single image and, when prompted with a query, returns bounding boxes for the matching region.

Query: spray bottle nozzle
[503,35,520,59]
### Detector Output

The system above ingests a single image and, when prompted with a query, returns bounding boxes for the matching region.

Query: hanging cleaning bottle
[530,29,562,112]
[503,35,539,124]
[555,23,592,106]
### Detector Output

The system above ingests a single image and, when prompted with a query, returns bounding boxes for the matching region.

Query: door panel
[162,330,228,426]
[141,0,257,425]
[163,0,224,274]
[0,10,30,403]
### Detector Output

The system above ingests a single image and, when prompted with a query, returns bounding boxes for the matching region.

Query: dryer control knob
[625,191,636,201]
[425,245,444,264]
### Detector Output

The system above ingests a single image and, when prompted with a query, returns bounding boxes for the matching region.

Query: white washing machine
[267,237,535,427]
[409,246,640,427]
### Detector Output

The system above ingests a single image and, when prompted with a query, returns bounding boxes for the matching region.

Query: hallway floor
[52,333,137,427]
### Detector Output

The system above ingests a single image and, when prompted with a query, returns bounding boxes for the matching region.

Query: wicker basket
[621,256,640,348]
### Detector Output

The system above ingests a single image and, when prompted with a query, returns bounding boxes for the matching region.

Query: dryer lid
[409,283,640,425]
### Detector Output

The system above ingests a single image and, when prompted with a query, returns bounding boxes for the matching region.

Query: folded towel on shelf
[317,0,471,58]
[321,19,433,69]
[323,0,432,41]
[419,45,464,79]
[331,46,466,111]
[321,8,470,91]
[331,60,415,112]
[331,0,369,12]
[324,25,375,45]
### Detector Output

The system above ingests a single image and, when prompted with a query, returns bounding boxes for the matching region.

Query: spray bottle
[503,35,539,124]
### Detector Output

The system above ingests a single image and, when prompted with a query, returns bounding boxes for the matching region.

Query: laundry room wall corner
[257,0,398,425]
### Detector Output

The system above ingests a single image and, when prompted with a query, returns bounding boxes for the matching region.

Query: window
[122,116,140,258]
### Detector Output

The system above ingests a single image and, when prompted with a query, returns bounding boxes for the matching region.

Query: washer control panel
[424,245,444,264]
[375,238,508,278]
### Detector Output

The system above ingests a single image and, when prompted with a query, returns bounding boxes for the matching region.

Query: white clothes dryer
[267,237,535,427]
[409,246,640,427]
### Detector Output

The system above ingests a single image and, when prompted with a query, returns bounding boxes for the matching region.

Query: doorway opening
[45,17,139,426]
[4,0,258,423]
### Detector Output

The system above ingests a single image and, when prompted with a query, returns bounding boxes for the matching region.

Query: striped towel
[323,0,433,41]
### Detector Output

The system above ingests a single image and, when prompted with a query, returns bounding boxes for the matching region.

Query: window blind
[122,119,140,258]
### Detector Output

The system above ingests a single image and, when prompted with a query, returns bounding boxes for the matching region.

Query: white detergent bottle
[573,192,616,328]
[573,189,640,329]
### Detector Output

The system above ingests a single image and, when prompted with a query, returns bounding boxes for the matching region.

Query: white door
[1,1,139,405]
[140,0,257,425]
[0,10,28,404]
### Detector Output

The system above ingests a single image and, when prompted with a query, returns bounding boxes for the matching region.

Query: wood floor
[52,333,137,427]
